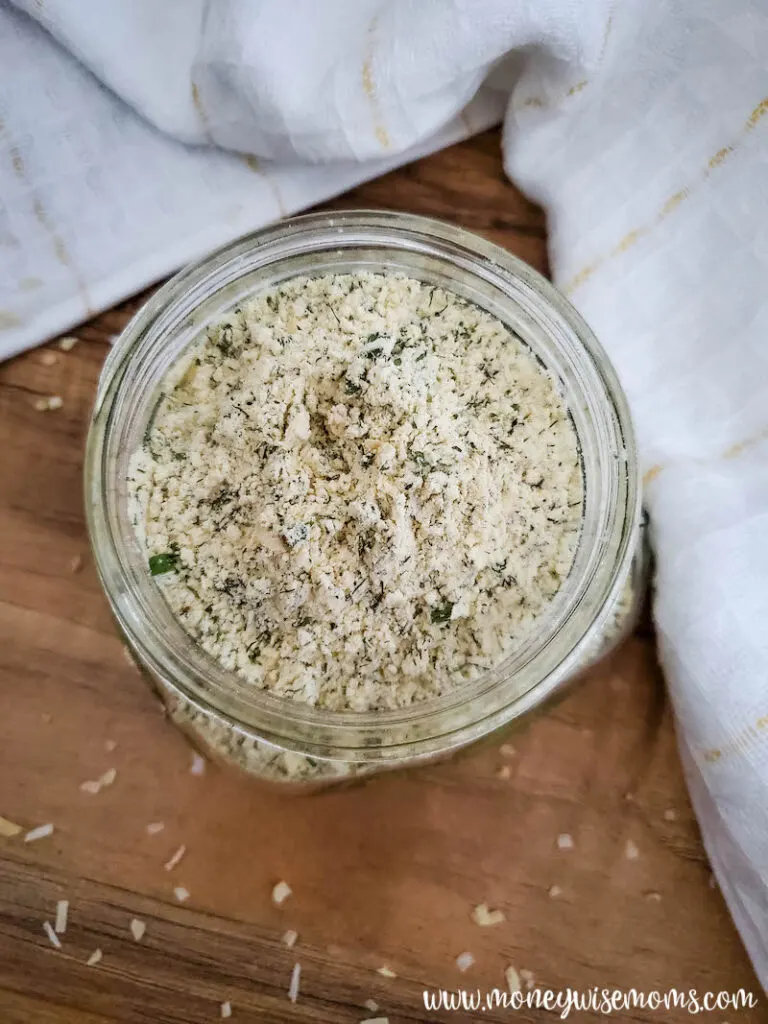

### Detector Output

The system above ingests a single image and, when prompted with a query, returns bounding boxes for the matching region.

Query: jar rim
[85,210,641,763]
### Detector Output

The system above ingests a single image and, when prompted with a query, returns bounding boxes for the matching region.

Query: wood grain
[0,130,761,1023]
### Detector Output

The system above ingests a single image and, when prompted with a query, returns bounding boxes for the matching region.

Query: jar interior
[90,213,638,763]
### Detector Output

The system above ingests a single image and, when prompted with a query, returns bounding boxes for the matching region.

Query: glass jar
[85,210,645,789]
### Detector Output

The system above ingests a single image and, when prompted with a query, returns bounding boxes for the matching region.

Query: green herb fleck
[247,628,273,662]
[215,324,234,357]
[408,449,431,477]
[430,601,454,624]
[210,486,235,512]
[357,530,375,557]
[149,552,179,576]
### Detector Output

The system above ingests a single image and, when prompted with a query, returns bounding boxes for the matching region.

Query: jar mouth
[86,210,640,762]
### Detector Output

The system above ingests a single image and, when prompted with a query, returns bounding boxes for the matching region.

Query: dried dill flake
[430,601,454,624]
[129,272,582,712]
[149,551,179,576]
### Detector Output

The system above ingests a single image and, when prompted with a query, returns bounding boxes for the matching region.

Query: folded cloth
[3,0,767,988]
[0,0,506,359]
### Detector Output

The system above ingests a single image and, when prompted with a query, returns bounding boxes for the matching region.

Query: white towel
[2,0,767,987]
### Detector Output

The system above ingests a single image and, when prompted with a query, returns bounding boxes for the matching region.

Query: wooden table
[0,130,761,1023]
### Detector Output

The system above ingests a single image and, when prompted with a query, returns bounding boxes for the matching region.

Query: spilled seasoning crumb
[663,808,677,821]
[43,921,61,949]
[471,903,505,927]
[190,753,207,775]
[505,965,521,994]
[288,962,301,1003]
[0,816,22,838]
[220,1001,232,1018]
[496,765,511,780]
[33,395,62,412]
[58,335,79,351]
[40,350,58,366]
[557,833,574,850]
[645,891,662,902]
[80,768,117,795]
[104,739,117,752]
[86,948,103,966]
[272,880,292,905]
[548,884,563,898]
[164,844,187,871]
[129,272,582,712]
[282,929,298,947]
[174,886,190,902]
[376,966,397,978]
[25,823,54,842]
[146,821,165,835]
[363,999,379,1012]
[625,839,640,860]
[499,743,516,757]
[130,918,146,941]
[455,952,475,972]
[54,900,69,934]
[361,1019,389,1024]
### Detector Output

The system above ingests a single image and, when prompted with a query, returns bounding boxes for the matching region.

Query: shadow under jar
[85,211,646,790]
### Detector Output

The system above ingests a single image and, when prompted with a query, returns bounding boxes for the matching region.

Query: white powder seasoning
[129,273,582,713]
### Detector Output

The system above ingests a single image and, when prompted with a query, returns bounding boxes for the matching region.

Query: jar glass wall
[85,211,644,789]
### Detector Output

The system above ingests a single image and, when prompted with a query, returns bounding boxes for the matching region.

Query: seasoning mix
[129,273,582,712]
[87,212,644,786]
